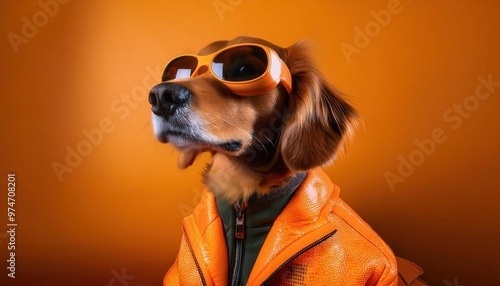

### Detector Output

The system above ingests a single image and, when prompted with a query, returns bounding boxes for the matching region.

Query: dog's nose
[149,83,191,118]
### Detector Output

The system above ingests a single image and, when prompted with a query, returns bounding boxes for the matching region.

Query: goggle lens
[212,46,268,82]
[162,56,198,81]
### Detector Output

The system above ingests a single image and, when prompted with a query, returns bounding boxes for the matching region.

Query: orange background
[1,0,500,285]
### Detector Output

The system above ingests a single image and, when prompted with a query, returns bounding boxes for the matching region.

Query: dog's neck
[203,153,292,204]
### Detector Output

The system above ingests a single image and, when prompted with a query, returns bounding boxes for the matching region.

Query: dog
[149,36,400,285]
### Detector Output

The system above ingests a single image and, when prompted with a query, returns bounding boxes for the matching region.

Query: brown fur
[153,36,358,204]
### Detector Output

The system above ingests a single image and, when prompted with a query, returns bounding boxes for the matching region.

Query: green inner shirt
[215,172,307,286]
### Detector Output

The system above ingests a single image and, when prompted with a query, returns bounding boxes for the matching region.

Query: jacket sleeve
[163,255,181,286]
[163,232,207,286]
[373,261,398,286]
[332,198,399,286]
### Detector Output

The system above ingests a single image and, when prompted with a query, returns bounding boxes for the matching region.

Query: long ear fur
[280,41,359,171]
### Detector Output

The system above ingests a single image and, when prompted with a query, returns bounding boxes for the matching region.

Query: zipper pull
[234,201,247,239]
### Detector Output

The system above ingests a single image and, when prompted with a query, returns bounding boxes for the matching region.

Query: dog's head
[149,36,357,196]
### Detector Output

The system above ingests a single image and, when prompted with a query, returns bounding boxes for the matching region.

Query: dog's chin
[162,132,243,153]
[157,131,245,168]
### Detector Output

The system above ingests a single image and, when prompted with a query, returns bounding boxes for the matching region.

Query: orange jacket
[164,168,398,285]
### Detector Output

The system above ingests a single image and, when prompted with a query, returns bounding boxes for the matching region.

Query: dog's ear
[279,41,359,171]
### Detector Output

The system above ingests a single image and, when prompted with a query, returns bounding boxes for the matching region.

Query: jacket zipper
[230,201,247,286]
[183,227,208,286]
[262,229,338,285]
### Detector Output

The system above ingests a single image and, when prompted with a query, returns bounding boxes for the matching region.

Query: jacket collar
[215,172,307,230]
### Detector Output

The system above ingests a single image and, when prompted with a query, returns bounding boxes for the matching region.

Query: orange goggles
[161,43,292,96]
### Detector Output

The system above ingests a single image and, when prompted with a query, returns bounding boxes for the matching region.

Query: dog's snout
[149,83,191,118]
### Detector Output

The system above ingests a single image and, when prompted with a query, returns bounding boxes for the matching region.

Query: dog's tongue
[177,149,200,169]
